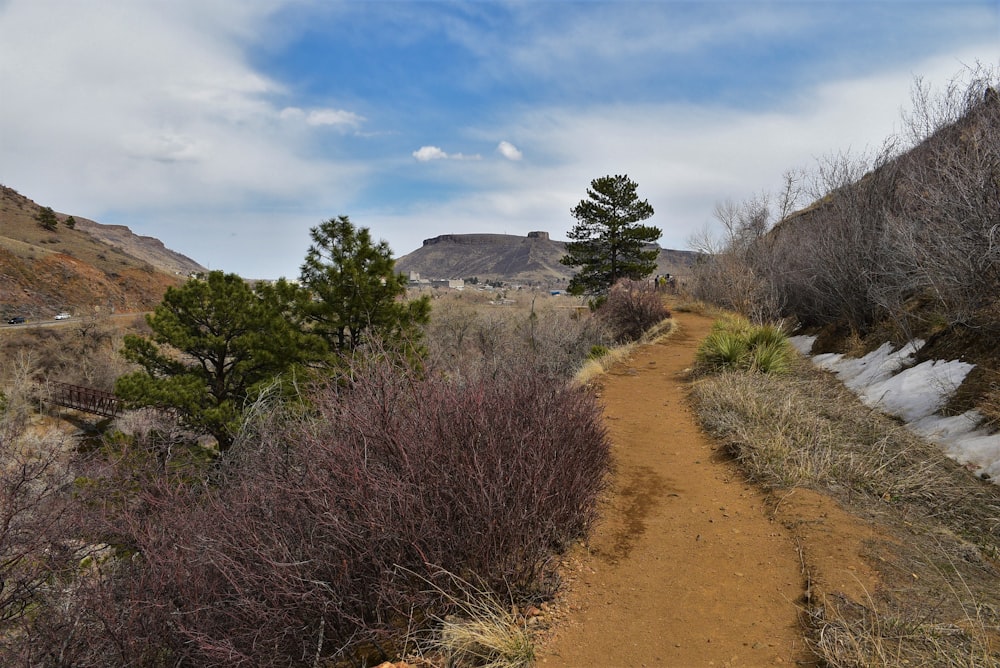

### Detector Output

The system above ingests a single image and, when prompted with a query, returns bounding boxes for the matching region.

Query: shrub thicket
[424,292,608,379]
[14,351,610,666]
[596,278,671,343]
[691,65,1000,337]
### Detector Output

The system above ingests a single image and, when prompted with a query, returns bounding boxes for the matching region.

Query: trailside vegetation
[596,277,672,343]
[0,218,617,665]
[115,271,321,451]
[691,352,1000,666]
[298,215,431,357]
[694,316,794,375]
[11,348,610,666]
[560,174,661,296]
[688,64,1000,667]
[691,65,1000,340]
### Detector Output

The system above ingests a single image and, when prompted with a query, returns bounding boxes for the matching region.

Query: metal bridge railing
[49,382,123,418]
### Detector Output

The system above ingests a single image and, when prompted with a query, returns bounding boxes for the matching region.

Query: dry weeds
[691,358,1000,666]
[410,569,535,668]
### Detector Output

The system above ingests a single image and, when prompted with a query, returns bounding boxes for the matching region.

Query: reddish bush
[26,352,610,666]
[597,278,671,342]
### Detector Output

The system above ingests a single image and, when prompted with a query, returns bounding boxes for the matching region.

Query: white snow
[792,336,1000,482]
[860,358,974,423]
[814,340,925,392]
[787,335,817,355]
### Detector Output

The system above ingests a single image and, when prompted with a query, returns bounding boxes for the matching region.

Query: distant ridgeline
[394,231,696,288]
[421,231,552,246]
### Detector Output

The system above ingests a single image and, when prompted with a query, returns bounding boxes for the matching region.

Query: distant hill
[395,231,697,287]
[0,184,206,318]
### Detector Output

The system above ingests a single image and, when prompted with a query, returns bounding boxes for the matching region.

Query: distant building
[431,279,465,289]
[405,271,463,290]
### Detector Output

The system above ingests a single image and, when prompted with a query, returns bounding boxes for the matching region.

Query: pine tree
[35,206,58,231]
[298,216,430,356]
[560,174,661,295]
[116,272,319,451]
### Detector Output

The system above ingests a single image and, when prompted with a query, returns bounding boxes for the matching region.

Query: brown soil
[535,310,880,667]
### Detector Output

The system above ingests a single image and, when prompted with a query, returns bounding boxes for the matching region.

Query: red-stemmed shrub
[597,278,671,342]
[22,351,610,666]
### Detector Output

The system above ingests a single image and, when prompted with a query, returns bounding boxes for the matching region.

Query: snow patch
[799,339,999,481]
[787,335,816,355]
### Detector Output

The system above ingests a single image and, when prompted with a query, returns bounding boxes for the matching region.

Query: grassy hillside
[0,185,204,318]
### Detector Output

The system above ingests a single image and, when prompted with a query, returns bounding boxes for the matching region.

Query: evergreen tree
[64,215,76,229]
[116,272,319,451]
[298,216,430,356]
[560,174,661,295]
[35,206,58,231]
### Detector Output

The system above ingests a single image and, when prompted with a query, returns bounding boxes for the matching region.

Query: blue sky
[0,1,998,279]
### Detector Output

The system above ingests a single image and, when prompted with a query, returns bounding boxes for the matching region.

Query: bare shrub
[596,278,670,342]
[767,141,906,333]
[29,350,610,666]
[519,299,609,376]
[891,66,1000,327]
[696,65,1000,338]
[688,193,786,323]
[0,402,78,655]
[424,292,608,379]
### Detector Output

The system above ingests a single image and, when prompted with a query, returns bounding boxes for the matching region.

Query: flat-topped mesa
[422,231,551,246]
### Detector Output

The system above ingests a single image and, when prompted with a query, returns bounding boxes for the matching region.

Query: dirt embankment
[536,310,878,667]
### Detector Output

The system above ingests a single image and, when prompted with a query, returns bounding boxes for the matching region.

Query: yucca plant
[696,319,793,374]
[696,329,750,371]
[745,323,786,349]
[748,338,793,374]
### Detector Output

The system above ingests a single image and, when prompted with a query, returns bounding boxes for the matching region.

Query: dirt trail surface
[536,311,874,667]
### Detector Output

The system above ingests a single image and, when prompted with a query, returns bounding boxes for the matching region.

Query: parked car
[54,312,71,320]
[6,316,25,324]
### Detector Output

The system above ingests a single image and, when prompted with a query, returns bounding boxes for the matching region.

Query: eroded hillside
[0,185,205,318]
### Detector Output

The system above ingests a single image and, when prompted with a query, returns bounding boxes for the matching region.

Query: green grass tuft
[695,319,793,375]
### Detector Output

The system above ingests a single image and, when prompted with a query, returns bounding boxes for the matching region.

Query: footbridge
[49,382,123,418]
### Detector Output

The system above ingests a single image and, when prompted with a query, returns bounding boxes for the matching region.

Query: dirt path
[535,311,831,667]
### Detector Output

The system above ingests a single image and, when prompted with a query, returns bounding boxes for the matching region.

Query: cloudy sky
[1,1,997,279]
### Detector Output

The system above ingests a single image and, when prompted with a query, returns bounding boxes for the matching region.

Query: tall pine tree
[116,272,319,451]
[298,216,430,357]
[560,174,660,295]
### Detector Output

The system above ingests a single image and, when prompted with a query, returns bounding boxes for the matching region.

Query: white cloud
[412,146,449,162]
[0,0,362,220]
[121,132,207,163]
[309,108,365,128]
[0,0,996,280]
[412,146,482,162]
[497,141,523,161]
[370,47,1000,260]
[279,106,365,128]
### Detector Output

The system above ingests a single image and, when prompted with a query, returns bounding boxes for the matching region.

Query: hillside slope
[395,231,697,287]
[0,185,205,318]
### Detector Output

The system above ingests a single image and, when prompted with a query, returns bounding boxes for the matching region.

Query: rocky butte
[394,231,696,288]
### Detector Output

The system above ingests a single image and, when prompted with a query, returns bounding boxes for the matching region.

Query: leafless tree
[689,193,785,323]
[0,394,77,644]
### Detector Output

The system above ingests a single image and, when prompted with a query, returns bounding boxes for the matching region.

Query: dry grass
[409,570,535,668]
[691,359,1000,666]
[573,317,675,386]
[670,297,723,317]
